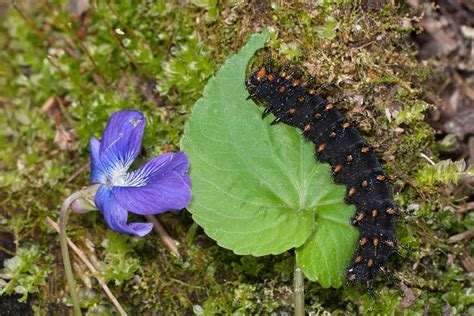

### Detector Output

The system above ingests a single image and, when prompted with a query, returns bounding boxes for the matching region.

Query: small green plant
[416,159,474,187]
[98,231,142,285]
[394,102,428,125]
[0,246,51,302]
[315,16,339,40]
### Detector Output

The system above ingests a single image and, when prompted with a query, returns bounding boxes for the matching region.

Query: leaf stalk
[294,260,305,316]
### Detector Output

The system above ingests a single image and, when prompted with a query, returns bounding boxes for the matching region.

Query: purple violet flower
[90,110,192,237]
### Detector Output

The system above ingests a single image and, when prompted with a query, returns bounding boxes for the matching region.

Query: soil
[0,295,34,316]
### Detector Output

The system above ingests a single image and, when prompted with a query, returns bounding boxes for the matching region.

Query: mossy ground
[0,1,472,314]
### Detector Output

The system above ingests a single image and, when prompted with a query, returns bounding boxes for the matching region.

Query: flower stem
[47,217,127,315]
[59,191,84,316]
[294,260,305,316]
[145,215,181,258]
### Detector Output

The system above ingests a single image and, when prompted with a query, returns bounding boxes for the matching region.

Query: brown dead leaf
[443,108,474,137]
[399,283,416,308]
[455,201,474,214]
[421,17,458,55]
[40,96,57,114]
[368,70,377,80]
[41,95,77,151]
[54,125,76,152]
[459,250,474,273]
[68,0,89,18]
[443,302,453,316]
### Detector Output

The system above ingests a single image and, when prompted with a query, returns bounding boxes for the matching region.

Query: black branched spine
[246,65,400,287]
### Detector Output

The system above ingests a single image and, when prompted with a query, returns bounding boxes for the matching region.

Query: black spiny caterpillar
[246,61,402,287]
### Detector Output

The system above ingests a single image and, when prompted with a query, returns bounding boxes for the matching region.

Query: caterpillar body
[246,63,400,286]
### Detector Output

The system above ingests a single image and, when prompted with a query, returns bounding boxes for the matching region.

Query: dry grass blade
[145,215,181,259]
[46,217,127,316]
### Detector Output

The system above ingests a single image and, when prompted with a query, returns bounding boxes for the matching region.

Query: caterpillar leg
[271,117,282,125]
[262,106,272,119]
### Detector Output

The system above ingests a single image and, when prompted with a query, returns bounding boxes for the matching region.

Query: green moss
[0,246,51,302]
[0,1,471,314]
[98,231,143,285]
[416,159,474,187]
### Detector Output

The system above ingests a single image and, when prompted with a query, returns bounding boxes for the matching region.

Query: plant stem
[47,217,127,316]
[59,191,84,316]
[294,260,305,316]
[145,215,181,258]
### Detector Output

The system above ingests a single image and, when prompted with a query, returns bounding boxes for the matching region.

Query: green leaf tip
[181,30,358,288]
[197,29,269,100]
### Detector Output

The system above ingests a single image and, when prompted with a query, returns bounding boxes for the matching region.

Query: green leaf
[296,206,359,287]
[181,30,358,287]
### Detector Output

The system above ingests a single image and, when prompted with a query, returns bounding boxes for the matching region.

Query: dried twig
[452,70,474,101]
[0,245,15,257]
[448,231,474,243]
[46,217,127,316]
[455,202,474,214]
[459,251,474,273]
[95,10,157,81]
[145,215,181,259]
[40,0,108,87]
[67,162,91,183]
[11,1,56,47]
[420,153,436,166]
[103,1,156,54]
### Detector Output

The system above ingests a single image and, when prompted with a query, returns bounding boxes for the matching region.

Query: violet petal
[112,153,191,215]
[116,152,190,187]
[165,152,191,187]
[90,136,104,184]
[94,185,153,237]
[99,110,145,170]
